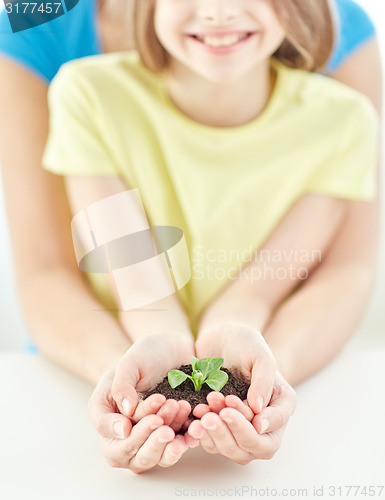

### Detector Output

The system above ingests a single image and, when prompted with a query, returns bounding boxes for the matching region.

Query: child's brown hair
[131,0,336,73]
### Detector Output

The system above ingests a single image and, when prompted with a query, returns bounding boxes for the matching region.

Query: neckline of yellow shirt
[154,57,287,137]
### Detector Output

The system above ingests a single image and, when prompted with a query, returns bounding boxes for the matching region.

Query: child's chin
[200,69,250,86]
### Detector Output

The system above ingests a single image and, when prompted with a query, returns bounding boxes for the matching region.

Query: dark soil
[141,364,250,421]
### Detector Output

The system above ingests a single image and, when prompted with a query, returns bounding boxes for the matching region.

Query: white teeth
[197,33,248,48]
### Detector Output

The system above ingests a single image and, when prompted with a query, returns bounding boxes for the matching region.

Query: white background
[0,1,384,350]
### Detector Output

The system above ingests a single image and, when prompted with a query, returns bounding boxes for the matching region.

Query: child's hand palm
[196,323,277,413]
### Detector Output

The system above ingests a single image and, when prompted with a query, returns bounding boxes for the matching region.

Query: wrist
[266,341,295,386]
[198,290,271,340]
[132,329,194,357]
[135,328,193,343]
[195,321,265,360]
[198,320,262,340]
[159,329,195,346]
[85,336,132,386]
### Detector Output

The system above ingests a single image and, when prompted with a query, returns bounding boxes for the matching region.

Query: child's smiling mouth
[186,30,258,52]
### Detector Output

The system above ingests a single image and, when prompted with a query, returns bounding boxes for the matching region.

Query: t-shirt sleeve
[0,0,100,83]
[325,0,376,74]
[305,97,379,201]
[0,7,55,82]
[42,63,120,176]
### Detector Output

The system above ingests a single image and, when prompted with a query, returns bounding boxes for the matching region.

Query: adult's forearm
[19,268,132,386]
[263,262,377,386]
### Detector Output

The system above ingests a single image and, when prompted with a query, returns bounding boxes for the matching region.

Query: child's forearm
[19,268,132,386]
[197,280,273,337]
[263,262,377,386]
[118,293,194,343]
[197,194,349,340]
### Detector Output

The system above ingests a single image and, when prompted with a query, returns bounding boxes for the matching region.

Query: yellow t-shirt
[42,51,379,335]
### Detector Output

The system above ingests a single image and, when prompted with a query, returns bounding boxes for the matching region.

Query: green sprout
[168,356,229,392]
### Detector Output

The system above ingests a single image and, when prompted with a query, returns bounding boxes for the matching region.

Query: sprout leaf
[168,369,189,389]
[191,356,199,371]
[205,370,229,391]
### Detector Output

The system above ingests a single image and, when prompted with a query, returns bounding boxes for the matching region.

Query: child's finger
[224,395,254,421]
[198,427,220,455]
[220,408,283,460]
[158,435,189,467]
[193,393,226,419]
[252,384,297,434]
[88,370,115,415]
[188,418,218,454]
[155,399,179,426]
[168,400,191,432]
[248,358,276,414]
[218,407,263,453]
[128,426,176,473]
[184,432,200,448]
[111,359,141,418]
[200,412,250,463]
[187,419,205,439]
[88,370,133,439]
[101,414,165,467]
[130,394,166,423]
[192,403,210,419]
[200,433,218,455]
[206,391,226,413]
[99,413,133,440]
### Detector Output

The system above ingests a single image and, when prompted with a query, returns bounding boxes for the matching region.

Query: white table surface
[1,351,384,500]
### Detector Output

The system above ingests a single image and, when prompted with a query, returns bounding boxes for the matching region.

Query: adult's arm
[265,38,383,383]
[265,37,383,385]
[0,57,132,386]
[0,55,193,386]
[269,37,382,384]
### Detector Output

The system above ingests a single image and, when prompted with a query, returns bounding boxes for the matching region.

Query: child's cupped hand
[189,323,297,464]
[88,325,296,471]
[88,333,199,474]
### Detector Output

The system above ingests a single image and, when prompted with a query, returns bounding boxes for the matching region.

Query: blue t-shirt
[327,0,376,72]
[0,0,377,355]
[0,0,102,82]
[0,0,377,83]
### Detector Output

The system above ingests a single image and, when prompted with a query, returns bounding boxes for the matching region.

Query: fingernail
[113,420,125,439]
[204,423,217,431]
[122,398,130,416]
[222,416,232,424]
[258,396,264,412]
[158,435,172,443]
[260,418,269,434]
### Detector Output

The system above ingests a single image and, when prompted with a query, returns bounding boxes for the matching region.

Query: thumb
[247,357,276,414]
[111,357,140,418]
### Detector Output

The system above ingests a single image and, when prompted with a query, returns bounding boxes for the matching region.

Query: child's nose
[197,0,241,24]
